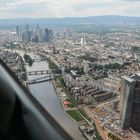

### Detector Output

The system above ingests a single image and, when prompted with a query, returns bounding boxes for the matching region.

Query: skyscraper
[26,24,29,32]
[16,26,19,36]
[120,74,140,132]
[80,36,86,45]
[25,24,30,42]
[44,28,53,42]
[36,25,43,42]
[44,28,49,42]
[19,25,53,43]
[48,29,53,41]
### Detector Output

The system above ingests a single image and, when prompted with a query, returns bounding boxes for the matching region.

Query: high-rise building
[16,26,19,36]
[36,25,43,42]
[83,61,89,73]
[48,29,53,41]
[26,24,29,32]
[25,24,31,42]
[44,28,49,42]
[18,25,53,43]
[21,32,25,42]
[80,36,86,45]
[120,74,140,132]
[80,38,84,45]
[44,28,53,42]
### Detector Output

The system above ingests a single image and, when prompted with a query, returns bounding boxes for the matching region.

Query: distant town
[1,17,140,140]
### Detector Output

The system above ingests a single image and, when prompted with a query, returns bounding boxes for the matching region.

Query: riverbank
[52,79,80,124]
[52,78,83,119]
[35,52,98,140]
[52,78,97,140]
[10,50,85,140]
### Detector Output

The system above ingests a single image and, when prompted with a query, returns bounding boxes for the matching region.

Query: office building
[16,26,20,36]
[120,74,140,132]
[80,36,86,45]
[16,25,53,43]
[44,28,53,42]
[36,25,43,42]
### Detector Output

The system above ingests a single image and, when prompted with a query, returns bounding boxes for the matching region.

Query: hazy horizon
[0,0,140,19]
[0,15,140,20]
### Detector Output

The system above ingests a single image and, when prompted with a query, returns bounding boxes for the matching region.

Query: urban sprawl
[1,24,140,140]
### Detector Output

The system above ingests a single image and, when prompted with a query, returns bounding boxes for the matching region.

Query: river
[25,53,84,140]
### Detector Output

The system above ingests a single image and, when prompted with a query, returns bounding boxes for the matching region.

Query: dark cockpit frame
[0,59,73,140]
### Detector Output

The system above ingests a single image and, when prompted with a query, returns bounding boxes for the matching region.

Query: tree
[28,58,33,66]
[79,54,97,62]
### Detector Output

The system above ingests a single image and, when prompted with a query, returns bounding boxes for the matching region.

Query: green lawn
[67,98,76,108]
[66,110,83,122]
[67,103,76,108]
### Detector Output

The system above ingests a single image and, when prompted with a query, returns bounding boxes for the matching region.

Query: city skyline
[1,5,140,138]
[0,0,140,19]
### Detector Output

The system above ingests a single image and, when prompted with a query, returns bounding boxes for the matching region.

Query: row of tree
[79,54,97,62]
[23,54,33,66]
[92,63,122,70]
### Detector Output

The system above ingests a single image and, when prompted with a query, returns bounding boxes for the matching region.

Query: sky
[0,0,140,19]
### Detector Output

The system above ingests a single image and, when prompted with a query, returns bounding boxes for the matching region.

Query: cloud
[121,0,140,2]
[0,0,140,18]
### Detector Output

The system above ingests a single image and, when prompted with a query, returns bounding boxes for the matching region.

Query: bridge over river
[17,69,59,78]
[18,52,85,140]
[32,58,47,62]
[26,70,52,75]
[27,74,60,84]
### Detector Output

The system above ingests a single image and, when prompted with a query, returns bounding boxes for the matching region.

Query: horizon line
[0,15,140,20]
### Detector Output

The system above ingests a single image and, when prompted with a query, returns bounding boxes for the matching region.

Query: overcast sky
[0,0,140,19]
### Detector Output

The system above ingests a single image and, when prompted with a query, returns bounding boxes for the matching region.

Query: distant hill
[0,15,140,29]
